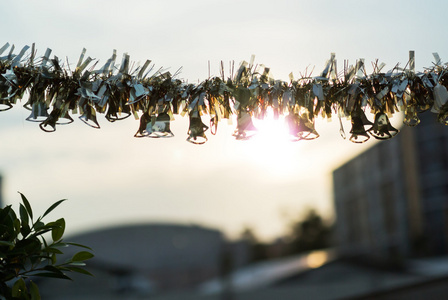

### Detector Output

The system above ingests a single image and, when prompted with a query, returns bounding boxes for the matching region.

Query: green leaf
[30,255,42,267]
[4,209,18,237]
[51,253,57,265]
[43,247,64,254]
[51,218,65,242]
[0,223,15,241]
[33,272,72,280]
[30,228,53,239]
[12,278,27,298]
[20,204,29,227]
[51,242,68,248]
[66,266,94,276]
[0,205,13,223]
[29,281,41,300]
[33,221,45,231]
[44,265,64,274]
[0,272,16,282]
[20,223,31,238]
[71,251,94,262]
[19,192,33,221]
[34,254,52,261]
[38,223,60,231]
[66,242,93,251]
[0,241,14,247]
[14,218,21,234]
[68,261,86,267]
[42,199,66,219]
[14,239,41,255]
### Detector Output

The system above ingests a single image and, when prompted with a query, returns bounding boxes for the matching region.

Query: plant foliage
[0,192,94,300]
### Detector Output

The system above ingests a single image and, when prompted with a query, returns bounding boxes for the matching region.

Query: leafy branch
[0,193,94,300]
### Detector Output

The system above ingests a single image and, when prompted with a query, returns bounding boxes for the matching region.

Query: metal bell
[134,113,152,137]
[232,110,257,140]
[149,112,174,138]
[26,102,49,122]
[187,111,208,144]
[105,100,131,122]
[403,105,420,126]
[0,99,13,111]
[79,105,100,129]
[349,109,372,143]
[367,112,399,140]
[39,108,74,132]
[210,116,218,135]
[134,112,174,138]
[285,109,319,141]
[39,114,57,132]
[56,111,75,125]
[285,113,301,141]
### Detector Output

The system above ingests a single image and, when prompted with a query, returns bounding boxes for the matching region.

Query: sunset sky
[1,0,447,241]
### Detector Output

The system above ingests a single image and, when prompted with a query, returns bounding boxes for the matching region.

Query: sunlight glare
[239,111,304,179]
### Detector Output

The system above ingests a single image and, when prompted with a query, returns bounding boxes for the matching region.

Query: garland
[1,43,447,144]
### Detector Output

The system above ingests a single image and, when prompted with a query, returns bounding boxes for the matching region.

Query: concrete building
[333,112,448,260]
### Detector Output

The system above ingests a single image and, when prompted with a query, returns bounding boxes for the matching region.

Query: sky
[1,0,447,241]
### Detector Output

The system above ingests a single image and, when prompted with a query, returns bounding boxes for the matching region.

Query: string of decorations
[1,42,448,144]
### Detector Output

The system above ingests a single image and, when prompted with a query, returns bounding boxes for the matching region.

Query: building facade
[333,112,448,259]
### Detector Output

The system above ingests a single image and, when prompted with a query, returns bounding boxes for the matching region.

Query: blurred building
[333,112,448,260]
[38,223,228,299]
[0,174,3,208]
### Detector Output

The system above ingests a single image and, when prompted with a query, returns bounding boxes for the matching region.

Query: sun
[238,111,304,179]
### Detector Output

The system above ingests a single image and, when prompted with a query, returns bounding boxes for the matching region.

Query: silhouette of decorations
[1,43,447,144]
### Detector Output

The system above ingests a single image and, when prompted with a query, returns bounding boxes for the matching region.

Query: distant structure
[0,175,3,208]
[39,223,228,299]
[333,112,448,260]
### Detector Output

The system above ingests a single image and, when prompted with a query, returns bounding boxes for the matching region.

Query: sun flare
[239,112,304,178]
